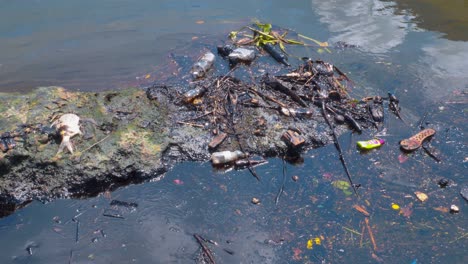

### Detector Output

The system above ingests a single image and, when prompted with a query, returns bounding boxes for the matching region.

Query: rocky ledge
[0,60,382,216]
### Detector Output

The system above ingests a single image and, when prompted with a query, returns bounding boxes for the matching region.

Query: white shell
[450,204,460,213]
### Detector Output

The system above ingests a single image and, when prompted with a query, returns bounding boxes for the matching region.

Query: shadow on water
[0,0,467,263]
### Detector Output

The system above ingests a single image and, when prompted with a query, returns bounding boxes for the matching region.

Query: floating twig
[265,76,307,107]
[421,145,442,162]
[353,204,370,217]
[275,155,287,205]
[388,92,406,124]
[449,232,468,244]
[321,101,358,195]
[365,218,378,251]
[342,226,362,236]
[74,219,80,243]
[193,234,216,264]
[329,105,362,133]
[360,225,366,248]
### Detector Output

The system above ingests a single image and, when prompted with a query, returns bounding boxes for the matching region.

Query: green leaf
[279,42,286,53]
[286,39,305,45]
[255,21,272,34]
[332,180,350,190]
[229,31,238,40]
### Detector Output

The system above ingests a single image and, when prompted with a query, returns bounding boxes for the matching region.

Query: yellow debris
[314,237,321,245]
[306,239,313,249]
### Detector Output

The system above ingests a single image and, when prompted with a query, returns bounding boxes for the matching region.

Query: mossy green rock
[0,83,357,215]
[0,87,170,209]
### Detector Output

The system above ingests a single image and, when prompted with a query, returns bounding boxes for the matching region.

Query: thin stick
[421,145,442,162]
[75,220,80,243]
[342,226,362,236]
[266,76,307,107]
[449,232,468,243]
[321,101,358,195]
[247,86,287,108]
[360,224,366,248]
[216,65,239,88]
[365,218,377,251]
[418,111,429,130]
[418,111,441,162]
[176,121,204,128]
[227,88,261,181]
[193,234,216,264]
[81,134,111,153]
[180,111,213,122]
[275,155,287,205]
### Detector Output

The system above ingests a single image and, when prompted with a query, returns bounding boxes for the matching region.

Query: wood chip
[414,191,428,202]
[352,204,370,216]
[208,132,227,149]
[281,130,305,148]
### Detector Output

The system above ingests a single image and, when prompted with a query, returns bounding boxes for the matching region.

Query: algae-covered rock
[0,86,171,210]
[0,65,377,216]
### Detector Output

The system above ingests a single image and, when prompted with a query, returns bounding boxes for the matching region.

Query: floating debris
[437,178,449,188]
[173,179,184,185]
[356,138,385,150]
[332,180,353,196]
[400,128,436,151]
[208,132,228,150]
[391,203,400,210]
[211,150,247,165]
[414,191,429,202]
[251,197,260,205]
[450,205,460,213]
[110,200,138,209]
[352,204,370,216]
[281,130,305,148]
[228,48,256,64]
[183,87,206,103]
[234,158,267,169]
[191,51,215,79]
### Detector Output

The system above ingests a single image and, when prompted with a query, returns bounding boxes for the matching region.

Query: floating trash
[414,191,428,202]
[332,180,352,196]
[251,197,260,205]
[356,138,385,150]
[450,205,460,213]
